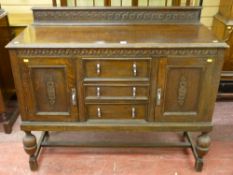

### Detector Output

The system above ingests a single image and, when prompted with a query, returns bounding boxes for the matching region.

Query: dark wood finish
[32,7,202,25]
[212,0,233,99]
[0,9,19,133]
[6,7,227,171]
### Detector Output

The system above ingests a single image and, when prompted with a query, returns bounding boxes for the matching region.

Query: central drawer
[83,58,150,80]
[85,85,149,100]
[86,104,147,119]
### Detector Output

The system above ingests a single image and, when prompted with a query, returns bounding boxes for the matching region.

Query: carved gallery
[0,0,233,174]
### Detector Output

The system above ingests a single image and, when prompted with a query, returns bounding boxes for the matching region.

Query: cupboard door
[155,57,216,122]
[20,58,78,121]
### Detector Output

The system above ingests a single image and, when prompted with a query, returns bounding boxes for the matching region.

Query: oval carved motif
[177,75,187,106]
[46,76,56,106]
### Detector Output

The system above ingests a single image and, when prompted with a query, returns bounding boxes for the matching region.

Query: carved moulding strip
[16,48,219,57]
[32,7,201,25]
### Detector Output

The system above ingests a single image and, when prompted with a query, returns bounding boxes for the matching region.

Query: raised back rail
[32,7,202,25]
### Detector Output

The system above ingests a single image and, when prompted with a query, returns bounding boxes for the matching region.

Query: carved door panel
[155,57,215,122]
[20,58,78,121]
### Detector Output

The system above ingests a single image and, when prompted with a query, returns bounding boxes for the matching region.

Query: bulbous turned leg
[23,131,38,171]
[195,132,211,172]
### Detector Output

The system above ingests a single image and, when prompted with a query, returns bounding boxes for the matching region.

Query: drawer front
[85,85,149,100]
[83,59,150,79]
[87,104,147,119]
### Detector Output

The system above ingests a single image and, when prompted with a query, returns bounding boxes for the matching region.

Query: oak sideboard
[6,7,227,171]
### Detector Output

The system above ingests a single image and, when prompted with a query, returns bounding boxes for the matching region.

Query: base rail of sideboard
[20,120,213,132]
[25,131,209,172]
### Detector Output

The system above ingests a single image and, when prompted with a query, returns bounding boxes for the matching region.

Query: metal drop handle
[133,63,137,77]
[156,88,162,106]
[71,88,77,106]
[96,87,100,97]
[132,87,136,97]
[96,63,101,75]
[97,107,102,118]
[224,26,233,42]
[132,107,136,118]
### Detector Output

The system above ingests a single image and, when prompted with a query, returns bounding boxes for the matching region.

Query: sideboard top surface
[7,24,227,49]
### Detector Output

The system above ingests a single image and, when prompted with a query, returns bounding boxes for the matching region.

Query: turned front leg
[23,131,38,171]
[195,132,211,172]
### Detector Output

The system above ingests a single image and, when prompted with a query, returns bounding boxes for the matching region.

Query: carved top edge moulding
[13,48,225,57]
[32,7,202,25]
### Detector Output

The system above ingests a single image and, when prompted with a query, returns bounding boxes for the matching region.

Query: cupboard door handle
[97,107,102,118]
[71,88,77,106]
[224,26,233,41]
[156,88,162,106]
[132,87,136,97]
[132,107,136,118]
[96,87,100,97]
[96,63,101,75]
[133,63,137,76]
